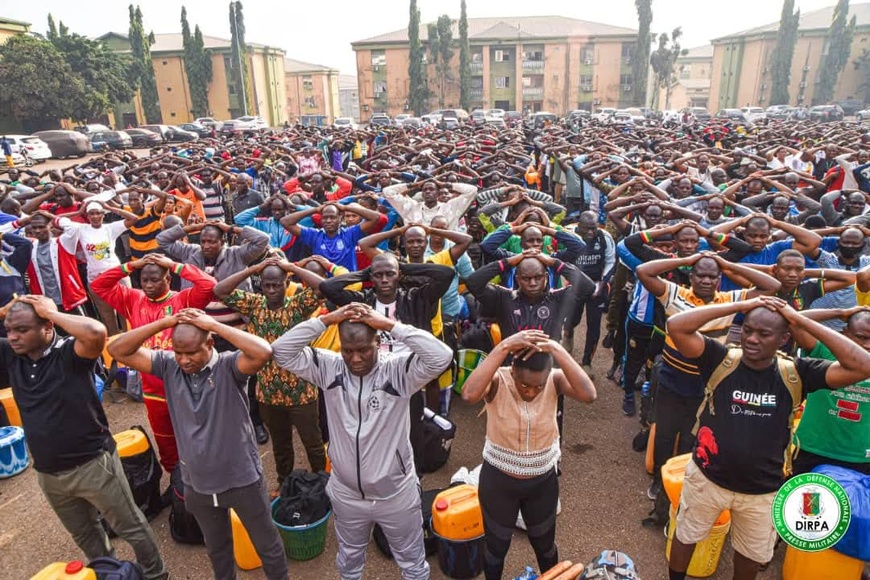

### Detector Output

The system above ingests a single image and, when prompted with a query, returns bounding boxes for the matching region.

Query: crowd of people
[1,113,869,580]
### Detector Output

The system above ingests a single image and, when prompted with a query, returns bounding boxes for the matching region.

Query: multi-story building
[339,75,361,121]
[0,16,29,44]
[99,31,287,127]
[709,3,870,109]
[351,16,638,121]
[284,58,340,125]
[655,45,713,111]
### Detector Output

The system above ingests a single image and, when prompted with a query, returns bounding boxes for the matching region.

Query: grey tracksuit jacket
[272,318,452,500]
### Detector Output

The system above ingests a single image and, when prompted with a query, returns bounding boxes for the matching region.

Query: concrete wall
[286,71,340,123]
[207,53,233,120]
[152,55,194,123]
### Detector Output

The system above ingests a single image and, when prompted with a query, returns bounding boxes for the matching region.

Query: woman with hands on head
[461,329,596,580]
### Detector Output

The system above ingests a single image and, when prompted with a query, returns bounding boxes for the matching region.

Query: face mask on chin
[839,245,863,260]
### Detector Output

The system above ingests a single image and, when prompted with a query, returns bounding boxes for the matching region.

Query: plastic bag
[812,465,870,561]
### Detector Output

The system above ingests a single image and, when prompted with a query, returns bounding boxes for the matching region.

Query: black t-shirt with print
[692,338,832,494]
[777,279,824,312]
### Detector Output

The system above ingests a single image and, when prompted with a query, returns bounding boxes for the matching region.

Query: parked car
[484,116,506,128]
[401,117,423,128]
[125,128,163,147]
[661,109,681,123]
[504,111,523,126]
[529,112,558,129]
[141,124,197,142]
[235,115,268,130]
[4,135,52,162]
[178,122,210,137]
[716,109,750,123]
[487,108,506,119]
[89,130,133,151]
[593,108,617,122]
[809,105,844,123]
[681,107,711,122]
[622,108,646,123]
[439,113,461,130]
[393,114,412,126]
[765,104,790,119]
[740,107,766,122]
[470,109,487,126]
[567,109,591,121]
[195,117,223,131]
[32,130,91,158]
[333,117,358,130]
[369,114,392,127]
[610,112,633,126]
[439,108,470,122]
[218,120,254,135]
[855,108,870,122]
[835,98,864,117]
[785,107,809,121]
[74,123,112,135]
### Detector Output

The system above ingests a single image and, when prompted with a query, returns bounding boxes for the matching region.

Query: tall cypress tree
[458,0,471,111]
[129,4,161,123]
[408,0,427,115]
[814,0,856,105]
[633,0,652,107]
[181,7,212,119]
[770,0,800,105]
[229,1,251,115]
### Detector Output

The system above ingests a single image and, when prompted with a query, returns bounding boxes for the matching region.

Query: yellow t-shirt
[424,250,456,338]
[857,287,870,307]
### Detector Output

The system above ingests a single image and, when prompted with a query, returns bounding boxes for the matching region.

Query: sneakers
[606,362,621,383]
[581,363,596,381]
[647,479,662,501]
[255,424,270,445]
[602,329,615,349]
[622,394,636,417]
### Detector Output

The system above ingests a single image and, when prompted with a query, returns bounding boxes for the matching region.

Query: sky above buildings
[6,0,841,74]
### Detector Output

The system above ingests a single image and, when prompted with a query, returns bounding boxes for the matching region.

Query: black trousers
[479,461,559,580]
[652,387,704,482]
[569,291,608,365]
[622,318,656,395]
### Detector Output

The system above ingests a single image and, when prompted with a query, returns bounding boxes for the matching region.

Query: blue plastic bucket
[0,426,29,478]
[431,521,485,578]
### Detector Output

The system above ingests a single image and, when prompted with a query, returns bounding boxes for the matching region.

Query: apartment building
[655,45,713,110]
[339,75,361,121]
[0,16,30,44]
[351,16,638,121]
[285,58,340,125]
[709,3,870,109]
[100,31,288,127]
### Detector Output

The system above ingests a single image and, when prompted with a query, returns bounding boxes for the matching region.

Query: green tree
[182,7,213,118]
[408,0,428,115]
[229,1,251,115]
[854,48,870,103]
[649,27,688,110]
[769,0,800,106]
[458,0,471,111]
[632,0,652,107]
[129,4,161,123]
[427,15,454,108]
[814,0,856,105]
[0,35,90,129]
[47,13,58,40]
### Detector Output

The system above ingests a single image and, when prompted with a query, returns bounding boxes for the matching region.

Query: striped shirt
[201,182,226,222]
[125,205,161,258]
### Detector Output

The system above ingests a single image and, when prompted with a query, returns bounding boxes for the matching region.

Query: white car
[856,109,870,122]
[195,117,223,131]
[593,108,617,122]
[661,109,680,123]
[235,115,268,130]
[333,117,358,130]
[393,114,412,126]
[5,135,52,163]
[486,108,506,118]
[741,107,767,122]
[622,108,645,124]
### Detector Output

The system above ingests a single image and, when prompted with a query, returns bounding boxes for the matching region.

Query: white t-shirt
[59,219,127,282]
[374,299,409,354]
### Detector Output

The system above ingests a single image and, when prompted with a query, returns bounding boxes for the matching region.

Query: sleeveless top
[482,367,561,477]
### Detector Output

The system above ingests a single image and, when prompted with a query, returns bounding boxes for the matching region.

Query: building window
[581,48,595,63]
[228,83,237,95]
[371,51,386,69]
[495,76,510,88]
[472,52,483,63]
[522,50,543,61]
[305,96,316,108]
[224,56,231,70]
[522,76,543,88]
[170,112,176,117]
[303,76,314,91]
[494,50,510,62]
[679,65,691,79]
[621,44,636,60]
[471,77,484,89]
[373,80,387,97]
[162,60,168,65]
[620,74,632,86]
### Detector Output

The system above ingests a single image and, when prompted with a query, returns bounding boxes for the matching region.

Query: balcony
[470,88,483,98]
[522,59,544,70]
[522,87,544,98]
[470,61,483,73]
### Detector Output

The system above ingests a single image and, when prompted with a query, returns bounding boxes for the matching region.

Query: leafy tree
[182,7,213,119]
[47,13,58,40]
[458,0,471,111]
[854,48,870,103]
[427,15,454,108]
[129,5,161,123]
[649,27,688,110]
[814,0,856,105]
[632,0,652,107]
[769,0,800,106]
[0,35,90,129]
[229,1,251,115]
[408,0,428,115]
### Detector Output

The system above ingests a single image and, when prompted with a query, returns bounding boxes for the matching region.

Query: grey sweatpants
[37,449,167,580]
[328,480,428,580]
[185,476,289,580]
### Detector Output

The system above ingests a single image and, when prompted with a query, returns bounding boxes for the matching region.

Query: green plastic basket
[271,499,331,561]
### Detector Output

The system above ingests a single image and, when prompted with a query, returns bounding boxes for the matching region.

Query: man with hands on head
[272,302,453,580]
[461,329,596,580]
[107,308,289,580]
[665,295,870,580]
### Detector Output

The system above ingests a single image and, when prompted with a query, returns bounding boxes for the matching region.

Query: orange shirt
[169,188,205,221]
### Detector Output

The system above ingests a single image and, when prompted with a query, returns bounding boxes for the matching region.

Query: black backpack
[87,557,144,580]
[373,487,443,558]
[168,467,204,545]
[419,409,456,474]
[273,470,331,527]
[119,426,163,520]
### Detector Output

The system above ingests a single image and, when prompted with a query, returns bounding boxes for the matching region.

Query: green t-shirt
[795,341,870,463]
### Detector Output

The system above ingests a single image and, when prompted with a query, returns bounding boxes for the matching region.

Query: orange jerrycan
[431,484,484,541]
[30,561,96,579]
[231,508,263,570]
